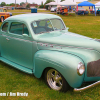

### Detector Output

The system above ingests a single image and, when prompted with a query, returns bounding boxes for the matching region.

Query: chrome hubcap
[47,69,63,90]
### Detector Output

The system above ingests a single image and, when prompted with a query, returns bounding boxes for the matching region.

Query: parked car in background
[0,13,100,92]
[56,6,68,15]
[50,7,57,12]
[76,7,89,15]
[0,7,12,22]
[76,7,86,11]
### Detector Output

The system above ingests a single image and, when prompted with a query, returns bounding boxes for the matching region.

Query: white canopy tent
[71,0,87,2]
[58,0,77,6]
[95,2,100,6]
[95,2,100,11]
[46,2,58,5]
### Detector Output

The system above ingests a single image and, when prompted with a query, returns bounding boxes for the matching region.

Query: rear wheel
[45,68,70,92]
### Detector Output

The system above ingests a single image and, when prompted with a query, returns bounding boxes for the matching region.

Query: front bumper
[74,80,100,92]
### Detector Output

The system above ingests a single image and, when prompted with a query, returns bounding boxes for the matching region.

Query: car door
[0,21,36,69]
[0,22,9,58]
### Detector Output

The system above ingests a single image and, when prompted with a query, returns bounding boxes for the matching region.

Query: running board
[0,57,33,74]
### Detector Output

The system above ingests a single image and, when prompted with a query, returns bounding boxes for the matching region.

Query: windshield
[31,18,65,34]
[0,9,4,12]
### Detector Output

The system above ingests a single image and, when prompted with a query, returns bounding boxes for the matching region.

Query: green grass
[0,11,100,100]
[7,9,50,13]
[60,14,100,39]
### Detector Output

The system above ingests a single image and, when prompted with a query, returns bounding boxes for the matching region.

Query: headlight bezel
[77,62,85,76]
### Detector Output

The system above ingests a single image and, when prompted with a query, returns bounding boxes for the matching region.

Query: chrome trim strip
[74,80,100,92]
[37,42,94,50]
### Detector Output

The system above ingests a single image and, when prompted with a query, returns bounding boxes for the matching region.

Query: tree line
[0,0,65,8]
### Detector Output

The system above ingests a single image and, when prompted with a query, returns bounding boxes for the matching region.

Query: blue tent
[78,1,96,16]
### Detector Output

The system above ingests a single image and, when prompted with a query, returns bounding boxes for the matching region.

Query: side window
[9,22,29,35]
[2,22,8,32]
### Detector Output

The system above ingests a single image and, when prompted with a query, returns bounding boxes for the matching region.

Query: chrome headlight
[77,62,85,76]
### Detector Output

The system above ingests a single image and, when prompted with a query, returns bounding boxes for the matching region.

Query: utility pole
[15,0,16,8]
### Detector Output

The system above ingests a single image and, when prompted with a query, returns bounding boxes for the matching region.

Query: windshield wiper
[38,31,46,34]
[61,28,65,30]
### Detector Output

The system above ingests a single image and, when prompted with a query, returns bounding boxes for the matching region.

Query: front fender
[33,50,84,88]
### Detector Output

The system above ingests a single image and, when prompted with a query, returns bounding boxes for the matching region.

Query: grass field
[0,11,100,100]
[7,9,50,13]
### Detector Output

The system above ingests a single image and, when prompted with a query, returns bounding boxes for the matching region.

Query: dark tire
[1,17,4,22]
[45,68,70,92]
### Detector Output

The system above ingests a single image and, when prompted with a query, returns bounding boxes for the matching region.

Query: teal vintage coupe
[0,13,100,92]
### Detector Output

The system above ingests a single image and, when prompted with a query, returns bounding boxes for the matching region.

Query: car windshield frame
[31,18,66,35]
[0,9,4,12]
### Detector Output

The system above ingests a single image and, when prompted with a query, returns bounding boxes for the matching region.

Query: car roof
[5,13,61,23]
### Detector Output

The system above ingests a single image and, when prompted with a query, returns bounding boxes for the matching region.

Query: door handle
[6,38,10,41]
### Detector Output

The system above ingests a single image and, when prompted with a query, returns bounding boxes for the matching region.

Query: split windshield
[31,18,65,34]
[0,9,4,12]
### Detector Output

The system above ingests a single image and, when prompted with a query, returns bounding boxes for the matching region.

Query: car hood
[36,30,100,52]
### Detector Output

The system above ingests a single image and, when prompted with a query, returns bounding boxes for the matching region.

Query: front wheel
[45,68,70,92]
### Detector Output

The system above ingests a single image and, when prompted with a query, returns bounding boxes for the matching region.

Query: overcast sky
[0,0,87,5]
